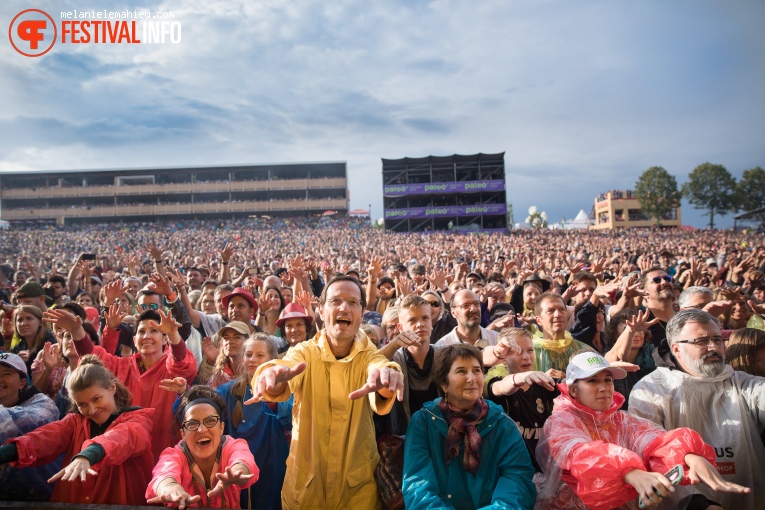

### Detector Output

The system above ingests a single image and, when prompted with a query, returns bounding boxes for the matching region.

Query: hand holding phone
[638,465,684,509]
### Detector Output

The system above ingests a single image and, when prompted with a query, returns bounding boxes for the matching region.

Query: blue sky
[1,0,764,228]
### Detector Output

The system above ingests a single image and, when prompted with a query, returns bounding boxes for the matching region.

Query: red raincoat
[534,384,716,510]
[77,336,197,461]
[9,408,154,505]
[147,436,258,508]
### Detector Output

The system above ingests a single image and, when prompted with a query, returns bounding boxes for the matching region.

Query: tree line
[633,164,765,228]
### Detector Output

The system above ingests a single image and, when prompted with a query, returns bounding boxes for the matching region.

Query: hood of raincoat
[554,382,625,422]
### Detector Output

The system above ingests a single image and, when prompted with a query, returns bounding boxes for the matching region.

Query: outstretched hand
[684,454,750,494]
[147,483,201,510]
[206,464,254,498]
[148,308,181,336]
[48,456,97,483]
[349,366,404,401]
[159,377,188,395]
[43,308,83,333]
[246,362,306,403]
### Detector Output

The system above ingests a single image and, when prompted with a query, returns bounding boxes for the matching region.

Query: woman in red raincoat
[534,352,749,510]
[0,355,154,505]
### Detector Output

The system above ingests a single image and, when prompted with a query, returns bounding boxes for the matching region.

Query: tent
[551,209,592,230]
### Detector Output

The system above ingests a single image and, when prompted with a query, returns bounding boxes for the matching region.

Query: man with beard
[435,289,499,347]
[630,309,765,510]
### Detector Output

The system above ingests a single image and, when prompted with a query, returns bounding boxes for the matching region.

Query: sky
[1,0,764,228]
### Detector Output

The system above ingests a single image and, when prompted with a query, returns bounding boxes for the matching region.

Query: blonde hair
[67,355,131,414]
[230,334,277,426]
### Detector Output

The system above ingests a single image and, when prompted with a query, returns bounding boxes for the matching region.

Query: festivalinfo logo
[9,8,181,57]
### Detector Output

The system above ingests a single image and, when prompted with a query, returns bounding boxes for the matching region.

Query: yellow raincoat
[253,329,401,510]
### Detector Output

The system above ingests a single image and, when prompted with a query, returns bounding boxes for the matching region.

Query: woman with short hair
[403,344,536,509]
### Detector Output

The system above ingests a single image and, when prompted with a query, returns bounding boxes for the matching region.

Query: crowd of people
[0,215,764,509]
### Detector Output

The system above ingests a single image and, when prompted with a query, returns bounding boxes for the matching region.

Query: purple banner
[385,203,506,219]
[383,180,505,197]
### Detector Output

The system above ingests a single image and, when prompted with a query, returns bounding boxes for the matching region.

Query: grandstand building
[0,162,348,226]
[382,153,508,233]
[590,190,682,230]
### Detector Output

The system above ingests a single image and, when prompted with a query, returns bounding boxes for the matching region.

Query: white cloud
[1,0,764,226]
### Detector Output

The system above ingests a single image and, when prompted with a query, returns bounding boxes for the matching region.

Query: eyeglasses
[138,303,160,311]
[674,336,726,348]
[426,300,441,307]
[455,302,481,311]
[181,415,220,432]
[651,275,673,284]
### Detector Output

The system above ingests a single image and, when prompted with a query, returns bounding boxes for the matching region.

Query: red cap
[275,302,313,328]
[221,288,258,315]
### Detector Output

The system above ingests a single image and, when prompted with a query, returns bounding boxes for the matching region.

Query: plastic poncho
[629,366,765,510]
[535,385,716,510]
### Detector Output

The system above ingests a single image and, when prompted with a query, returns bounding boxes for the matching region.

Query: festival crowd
[0,216,764,510]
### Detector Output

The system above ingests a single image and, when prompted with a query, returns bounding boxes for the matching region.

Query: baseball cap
[565,352,627,386]
[0,352,28,377]
[16,282,46,299]
[218,321,251,336]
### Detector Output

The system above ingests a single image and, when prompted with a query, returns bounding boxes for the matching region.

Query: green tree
[683,162,737,228]
[633,166,681,227]
[737,166,765,212]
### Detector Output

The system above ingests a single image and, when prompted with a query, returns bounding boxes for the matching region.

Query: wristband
[439,286,448,293]
[222,261,229,265]
[493,346,507,361]
[166,291,177,302]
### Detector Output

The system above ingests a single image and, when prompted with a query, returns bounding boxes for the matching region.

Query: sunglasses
[651,275,673,284]
[138,303,160,311]
[426,300,441,307]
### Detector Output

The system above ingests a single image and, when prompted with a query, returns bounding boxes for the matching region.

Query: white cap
[566,352,627,386]
[0,352,28,377]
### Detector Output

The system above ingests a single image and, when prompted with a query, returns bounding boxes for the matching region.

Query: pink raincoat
[534,384,716,510]
[147,435,258,509]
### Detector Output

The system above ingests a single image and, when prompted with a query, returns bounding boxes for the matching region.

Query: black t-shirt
[487,377,558,473]
[404,349,439,416]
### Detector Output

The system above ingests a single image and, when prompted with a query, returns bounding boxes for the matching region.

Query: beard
[679,349,725,378]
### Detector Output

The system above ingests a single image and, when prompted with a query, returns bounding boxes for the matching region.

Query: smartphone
[248,268,257,275]
[638,465,684,509]
[81,253,96,261]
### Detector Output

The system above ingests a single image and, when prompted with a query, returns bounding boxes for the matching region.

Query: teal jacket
[403,399,536,510]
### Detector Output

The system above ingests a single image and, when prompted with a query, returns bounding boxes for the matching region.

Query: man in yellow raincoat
[249,275,404,509]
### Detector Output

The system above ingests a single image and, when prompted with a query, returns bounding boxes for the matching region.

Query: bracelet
[222,261,229,265]
[511,373,519,386]
[439,286,448,293]
[492,346,507,361]
[166,291,177,302]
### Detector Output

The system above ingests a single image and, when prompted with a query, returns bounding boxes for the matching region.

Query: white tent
[551,209,592,230]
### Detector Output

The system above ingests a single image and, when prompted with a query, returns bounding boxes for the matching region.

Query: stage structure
[382,153,507,232]
[0,162,347,226]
